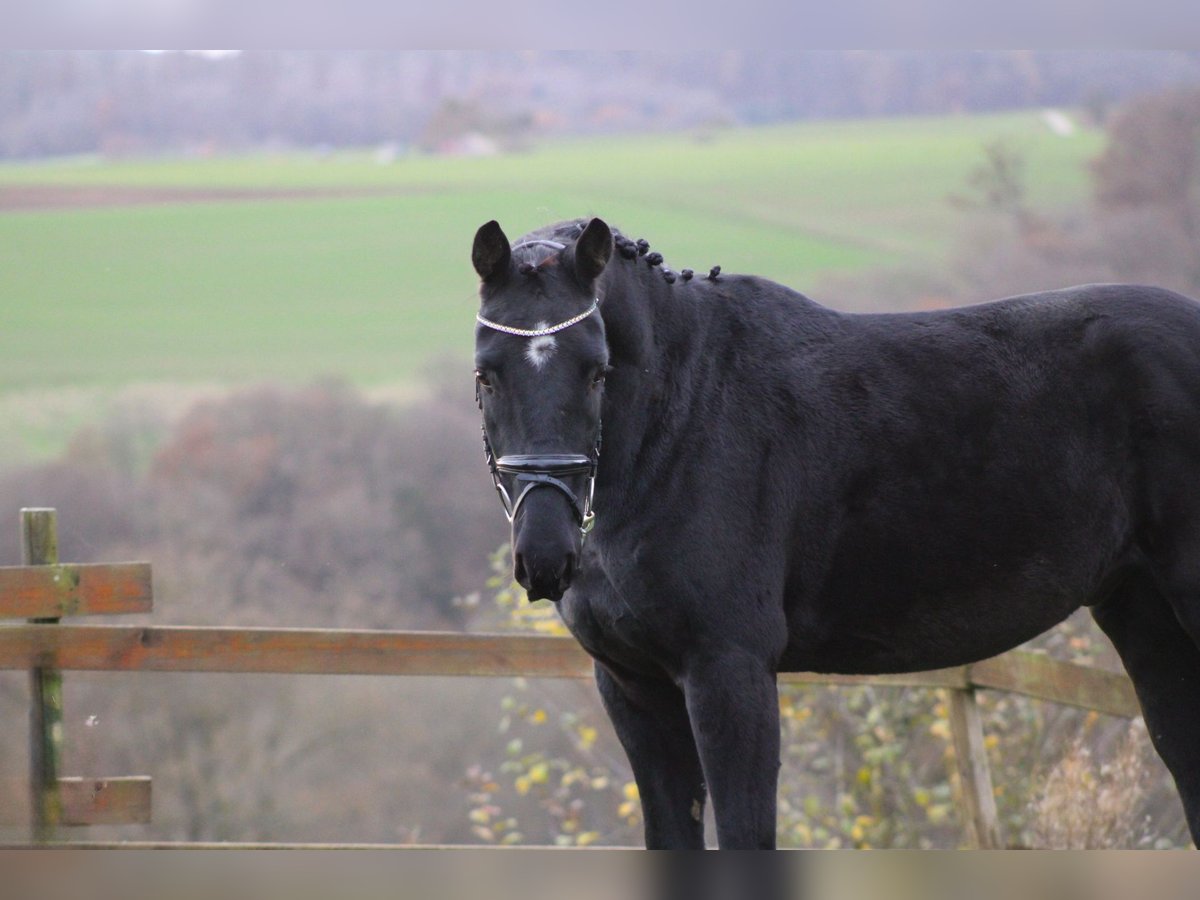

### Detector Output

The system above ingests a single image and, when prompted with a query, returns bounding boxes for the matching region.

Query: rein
[475,293,603,540]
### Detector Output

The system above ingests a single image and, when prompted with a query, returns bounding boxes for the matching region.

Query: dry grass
[1027,720,1152,849]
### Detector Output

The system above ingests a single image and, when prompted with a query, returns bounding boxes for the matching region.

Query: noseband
[475,292,603,540]
[480,446,599,538]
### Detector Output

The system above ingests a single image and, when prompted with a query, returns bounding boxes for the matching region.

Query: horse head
[472,217,613,601]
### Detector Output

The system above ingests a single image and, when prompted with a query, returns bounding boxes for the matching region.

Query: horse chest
[559,589,673,678]
[558,554,714,679]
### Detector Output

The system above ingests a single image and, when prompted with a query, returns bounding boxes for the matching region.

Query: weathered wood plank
[947,688,1003,849]
[0,841,617,849]
[23,508,63,843]
[0,626,1137,712]
[60,777,151,826]
[779,667,970,690]
[0,626,599,678]
[0,563,152,619]
[0,777,151,826]
[968,651,1139,718]
[0,625,965,686]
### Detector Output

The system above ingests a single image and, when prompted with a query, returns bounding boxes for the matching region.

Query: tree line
[4,50,1200,159]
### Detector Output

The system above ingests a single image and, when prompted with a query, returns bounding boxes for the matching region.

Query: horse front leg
[683,652,780,849]
[595,662,708,849]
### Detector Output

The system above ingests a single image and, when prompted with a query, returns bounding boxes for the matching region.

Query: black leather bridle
[475,285,603,540]
[477,410,600,539]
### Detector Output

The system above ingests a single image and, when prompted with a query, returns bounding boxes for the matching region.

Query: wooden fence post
[24,508,63,842]
[947,687,1002,849]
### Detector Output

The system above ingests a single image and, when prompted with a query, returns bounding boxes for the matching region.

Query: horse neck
[599,255,708,377]
[598,263,653,365]
[595,260,708,495]
[594,261,842,510]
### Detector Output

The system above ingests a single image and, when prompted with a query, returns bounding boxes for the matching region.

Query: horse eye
[475,370,493,390]
[591,366,610,388]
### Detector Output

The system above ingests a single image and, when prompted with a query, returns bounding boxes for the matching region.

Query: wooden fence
[0,508,1140,848]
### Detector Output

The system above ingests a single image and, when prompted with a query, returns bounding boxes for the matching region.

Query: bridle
[475,281,603,541]
[477,440,600,538]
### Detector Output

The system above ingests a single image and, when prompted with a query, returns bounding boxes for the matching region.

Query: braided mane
[514,218,718,285]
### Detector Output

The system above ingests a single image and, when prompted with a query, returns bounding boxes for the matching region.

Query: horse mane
[515,218,718,286]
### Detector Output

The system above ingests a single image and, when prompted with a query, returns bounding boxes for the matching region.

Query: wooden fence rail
[0,508,1142,849]
[0,625,1138,711]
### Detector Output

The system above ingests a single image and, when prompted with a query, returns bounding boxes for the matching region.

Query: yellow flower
[623,782,640,801]
[576,831,601,846]
[529,762,549,784]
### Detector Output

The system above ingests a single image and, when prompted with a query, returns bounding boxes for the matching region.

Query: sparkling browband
[476,298,600,338]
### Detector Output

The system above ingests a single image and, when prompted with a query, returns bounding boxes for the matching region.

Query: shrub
[1027,721,1157,849]
[146,378,501,627]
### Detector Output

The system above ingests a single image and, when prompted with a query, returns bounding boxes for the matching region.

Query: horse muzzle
[477,424,601,602]
[510,485,583,602]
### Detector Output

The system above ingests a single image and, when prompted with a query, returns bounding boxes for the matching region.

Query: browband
[475,298,600,338]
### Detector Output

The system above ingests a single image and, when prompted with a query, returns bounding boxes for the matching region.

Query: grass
[0,111,1103,454]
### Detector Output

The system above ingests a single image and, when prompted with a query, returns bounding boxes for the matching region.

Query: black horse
[471,216,1200,849]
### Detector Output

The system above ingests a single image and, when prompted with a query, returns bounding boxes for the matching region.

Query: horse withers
[471,216,1200,849]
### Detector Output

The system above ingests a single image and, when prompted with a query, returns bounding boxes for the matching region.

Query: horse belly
[780,474,1133,675]
[780,583,1086,675]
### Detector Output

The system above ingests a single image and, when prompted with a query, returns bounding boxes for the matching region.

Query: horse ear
[574,217,613,284]
[472,220,511,282]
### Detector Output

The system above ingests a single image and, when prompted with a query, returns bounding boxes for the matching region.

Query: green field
[0,111,1102,450]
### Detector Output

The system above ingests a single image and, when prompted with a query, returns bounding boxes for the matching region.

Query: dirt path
[0,184,406,211]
